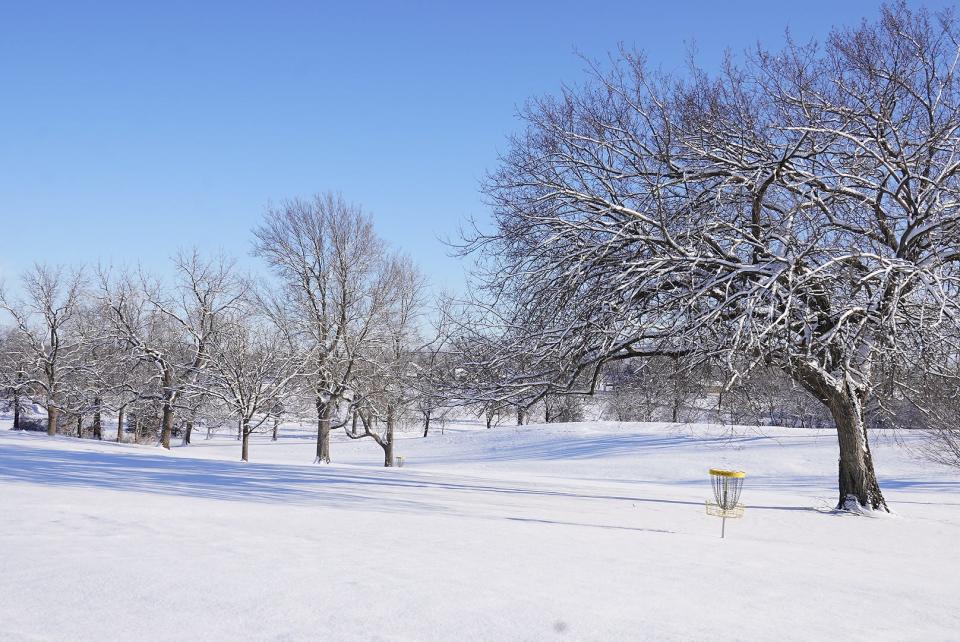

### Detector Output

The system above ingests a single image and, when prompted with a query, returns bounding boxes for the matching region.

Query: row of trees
[0,195,445,465]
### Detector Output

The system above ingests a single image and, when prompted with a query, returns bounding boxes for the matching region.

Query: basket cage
[709,469,745,510]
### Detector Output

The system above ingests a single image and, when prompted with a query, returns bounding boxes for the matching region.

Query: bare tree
[200,304,307,461]
[0,265,86,436]
[253,193,407,463]
[0,328,33,430]
[100,252,243,449]
[460,3,960,511]
[343,255,427,465]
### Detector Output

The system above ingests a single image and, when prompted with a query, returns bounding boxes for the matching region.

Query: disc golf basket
[706,469,745,538]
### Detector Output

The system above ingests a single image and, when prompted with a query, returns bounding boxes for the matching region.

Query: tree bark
[76,415,83,438]
[160,403,174,449]
[516,405,525,426]
[316,399,331,463]
[272,418,279,441]
[47,405,59,436]
[790,360,888,512]
[12,390,21,430]
[241,422,250,462]
[160,367,175,449]
[384,405,395,467]
[827,393,887,511]
[184,421,193,445]
[422,409,431,438]
[93,397,102,440]
[116,406,125,443]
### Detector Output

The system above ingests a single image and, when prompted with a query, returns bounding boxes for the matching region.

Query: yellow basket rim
[709,468,746,478]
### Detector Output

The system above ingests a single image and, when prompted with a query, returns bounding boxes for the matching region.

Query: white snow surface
[1,419,958,641]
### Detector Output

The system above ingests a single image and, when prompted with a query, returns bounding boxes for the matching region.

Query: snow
[1,419,959,641]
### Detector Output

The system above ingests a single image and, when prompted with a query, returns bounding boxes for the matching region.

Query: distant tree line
[0,194,450,465]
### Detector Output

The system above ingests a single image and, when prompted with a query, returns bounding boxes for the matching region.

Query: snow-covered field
[2,419,958,641]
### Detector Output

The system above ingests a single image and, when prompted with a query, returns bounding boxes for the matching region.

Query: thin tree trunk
[12,391,21,430]
[272,418,279,441]
[384,405,395,467]
[422,409,431,438]
[237,418,242,441]
[160,368,175,449]
[76,415,83,438]
[93,397,102,440]
[316,399,331,463]
[241,423,250,462]
[47,405,59,436]
[184,421,193,445]
[161,403,174,449]
[516,405,525,426]
[116,406,125,443]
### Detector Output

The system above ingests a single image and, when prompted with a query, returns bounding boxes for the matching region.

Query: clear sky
[1,1,950,293]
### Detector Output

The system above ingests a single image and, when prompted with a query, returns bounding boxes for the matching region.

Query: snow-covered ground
[1,419,958,641]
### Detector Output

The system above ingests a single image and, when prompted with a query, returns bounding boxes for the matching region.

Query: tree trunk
[316,399,331,463]
[272,418,279,441]
[516,405,525,426]
[384,405,395,467]
[236,418,242,441]
[47,405,59,436]
[93,398,102,440]
[160,367,175,449]
[422,409,431,438]
[116,406,125,443]
[12,391,21,430]
[161,403,174,449]
[184,421,193,445]
[241,423,250,462]
[827,393,887,511]
[76,415,83,438]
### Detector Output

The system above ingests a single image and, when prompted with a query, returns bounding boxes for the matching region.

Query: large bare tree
[463,3,960,511]
[253,193,404,463]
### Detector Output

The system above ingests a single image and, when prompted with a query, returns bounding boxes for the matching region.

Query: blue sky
[0,1,949,293]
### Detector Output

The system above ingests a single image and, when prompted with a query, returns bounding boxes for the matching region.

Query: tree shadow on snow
[0,437,925,521]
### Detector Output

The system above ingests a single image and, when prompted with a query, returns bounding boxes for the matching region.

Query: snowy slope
[1,420,958,641]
